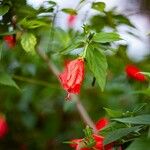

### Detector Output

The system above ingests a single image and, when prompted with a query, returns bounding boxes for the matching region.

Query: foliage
[0,0,150,149]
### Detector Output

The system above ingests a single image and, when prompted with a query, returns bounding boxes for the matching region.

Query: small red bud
[3,35,16,48]
[0,115,8,139]
[125,64,146,82]
[67,15,77,27]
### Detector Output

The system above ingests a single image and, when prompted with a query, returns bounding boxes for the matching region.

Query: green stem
[82,42,89,58]
[13,75,59,89]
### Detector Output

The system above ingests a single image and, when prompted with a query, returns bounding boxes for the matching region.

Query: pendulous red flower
[3,35,16,48]
[0,115,8,139]
[70,118,113,150]
[125,64,146,82]
[59,58,84,99]
[67,15,77,27]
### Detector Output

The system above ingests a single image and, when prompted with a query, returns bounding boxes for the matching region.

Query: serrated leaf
[104,126,142,145]
[126,138,150,150]
[132,88,150,96]
[0,72,20,90]
[133,103,147,113]
[61,8,77,15]
[47,0,57,6]
[0,5,9,16]
[114,14,135,28]
[113,115,150,125]
[93,32,122,43]
[19,18,48,29]
[86,46,108,91]
[92,2,105,12]
[83,126,93,137]
[21,33,37,53]
[60,42,82,55]
[100,122,126,136]
[104,107,122,118]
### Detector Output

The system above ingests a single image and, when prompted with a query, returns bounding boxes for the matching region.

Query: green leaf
[0,5,9,16]
[83,126,93,137]
[0,72,20,90]
[0,31,16,36]
[133,103,147,114]
[104,107,123,118]
[114,14,135,28]
[140,72,150,78]
[132,88,150,96]
[86,46,108,91]
[47,0,57,6]
[83,126,96,148]
[92,2,105,12]
[126,138,150,150]
[60,42,82,55]
[61,8,77,15]
[100,122,126,136]
[21,33,37,53]
[93,32,122,43]
[113,115,150,125]
[104,126,142,145]
[19,18,48,29]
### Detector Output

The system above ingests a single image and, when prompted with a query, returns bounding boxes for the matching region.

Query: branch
[73,95,98,133]
[13,75,59,89]
[36,48,97,133]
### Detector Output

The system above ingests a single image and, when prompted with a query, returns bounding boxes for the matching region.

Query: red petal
[3,35,16,48]
[125,64,146,82]
[70,139,81,148]
[59,58,84,95]
[95,118,109,130]
[0,116,8,138]
[93,134,104,149]
[67,15,76,27]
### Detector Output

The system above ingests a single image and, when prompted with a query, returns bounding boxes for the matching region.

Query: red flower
[70,118,113,150]
[3,35,16,48]
[59,58,84,99]
[67,15,76,27]
[96,117,109,131]
[70,135,104,150]
[70,139,88,150]
[125,64,146,82]
[0,115,8,139]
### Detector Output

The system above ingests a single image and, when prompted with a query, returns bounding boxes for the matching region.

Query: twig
[36,48,97,134]
[12,75,59,89]
[73,95,97,133]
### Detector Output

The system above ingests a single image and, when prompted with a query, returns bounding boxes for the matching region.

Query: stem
[82,43,88,58]
[50,5,59,52]
[73,95,98,133]
[36,48,98,134]
[82,32,95,58]
[13,75,59,88]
